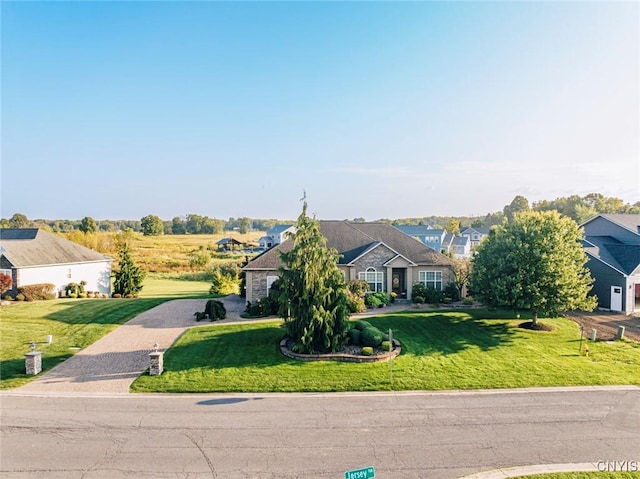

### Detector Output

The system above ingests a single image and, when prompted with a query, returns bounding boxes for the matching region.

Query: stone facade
[25,351,42,375]
[149,351,164,376]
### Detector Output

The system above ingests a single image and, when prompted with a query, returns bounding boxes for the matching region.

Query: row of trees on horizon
[2,193,639,237]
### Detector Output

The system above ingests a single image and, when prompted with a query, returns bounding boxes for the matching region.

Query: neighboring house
[258,225,296,249]
[460,226,491,248]
[216,237,244,252]
[394,225,471,258]
[580,214,640,315]
[0,228,112,297]
[244,221,456,303]
[443,233,471,259]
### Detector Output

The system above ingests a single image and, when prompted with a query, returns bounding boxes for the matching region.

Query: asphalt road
[1,387,639,479]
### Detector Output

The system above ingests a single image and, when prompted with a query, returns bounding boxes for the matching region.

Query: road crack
[185,433,217,478]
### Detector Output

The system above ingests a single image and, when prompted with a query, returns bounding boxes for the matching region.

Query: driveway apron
[14,298,216,394]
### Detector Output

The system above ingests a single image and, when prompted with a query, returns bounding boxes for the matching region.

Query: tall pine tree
[113,241,146,296]
[277,199,350,354]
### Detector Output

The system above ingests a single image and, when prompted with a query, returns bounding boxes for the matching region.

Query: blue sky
[2,1,638,221]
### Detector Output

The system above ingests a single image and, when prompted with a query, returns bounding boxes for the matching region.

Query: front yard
[131,309,640,393]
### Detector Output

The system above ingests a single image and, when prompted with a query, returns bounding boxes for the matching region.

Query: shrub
[361,347,373,356]
[3,295,13,301]
[18,283,56,301]
[125,294,134,298]
[426,287,444,304]
[78,293,88,299]
[204,299,226,321]
[0,272,12,294]
[112,293,122,298]
[348,328,361,345]
[69,293,78,299]
[413,296,425,304]
[194,312,207,321]
[365,294,382,308]
[15,294,25,301]
[462,297,474,305]
[189,250,211,269]
[381,340,391,351]
[354,321,372,331]
[65,282,86,296]
[444,282,461,302]
[345,290,366,313]
[360,326,384,347]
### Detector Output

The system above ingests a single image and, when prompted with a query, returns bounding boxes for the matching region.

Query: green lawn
[141,276,212,298]
[0,277,212,389]
[131,310,640,393]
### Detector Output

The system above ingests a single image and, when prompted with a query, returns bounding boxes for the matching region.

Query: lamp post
[579,325,584,354]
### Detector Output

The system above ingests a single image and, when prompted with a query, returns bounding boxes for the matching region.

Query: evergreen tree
[113,241,146,296]
[469,210,596,326]
[277,199,350,354]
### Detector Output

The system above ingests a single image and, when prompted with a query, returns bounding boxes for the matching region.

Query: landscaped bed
[130,309,640,393]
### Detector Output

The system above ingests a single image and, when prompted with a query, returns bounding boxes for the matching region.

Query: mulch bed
[518,321,553,332]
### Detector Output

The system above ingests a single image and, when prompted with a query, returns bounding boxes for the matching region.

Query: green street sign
[344,466,375,479]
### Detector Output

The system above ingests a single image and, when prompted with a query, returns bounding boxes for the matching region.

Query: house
[443,233,471,259]
[460,226,491,248]
[394,225,471,258]
[243,221,456,303]
[0,228,112,297]
[258,225,296,249]
[580,214,640,315]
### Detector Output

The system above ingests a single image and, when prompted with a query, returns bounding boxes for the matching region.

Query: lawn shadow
[365,309,515,356]
[41,298,168,325]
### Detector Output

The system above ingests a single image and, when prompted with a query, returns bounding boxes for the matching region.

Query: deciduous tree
[277,199,350,354]
[79,216,97,234]
[469,210,596,325]
[140,214,163,236]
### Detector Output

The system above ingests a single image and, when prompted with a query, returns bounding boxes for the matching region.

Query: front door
[392,269,406,298]
[610,286,623,312]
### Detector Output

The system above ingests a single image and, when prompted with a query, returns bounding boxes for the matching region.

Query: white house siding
[18,261,111,296]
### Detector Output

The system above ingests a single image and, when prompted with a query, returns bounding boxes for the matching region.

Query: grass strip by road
[131,309,640,393]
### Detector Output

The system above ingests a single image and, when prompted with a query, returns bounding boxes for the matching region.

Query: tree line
[2,192,639,236]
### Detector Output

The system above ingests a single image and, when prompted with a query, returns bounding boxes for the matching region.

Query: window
[418,271,442,290]
[267,276,278,293]
[0,269,11,277]
[67,268,72,279]
[358,267,384,292]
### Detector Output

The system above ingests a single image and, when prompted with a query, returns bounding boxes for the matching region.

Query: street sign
[344,466,375,479]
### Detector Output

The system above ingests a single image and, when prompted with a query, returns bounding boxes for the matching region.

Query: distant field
[64,231,264,274]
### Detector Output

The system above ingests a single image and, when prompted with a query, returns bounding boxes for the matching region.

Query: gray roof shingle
[245,221,454,270]
[0,228,111,267]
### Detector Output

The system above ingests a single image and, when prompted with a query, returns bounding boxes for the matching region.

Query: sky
[2,1,639,222]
